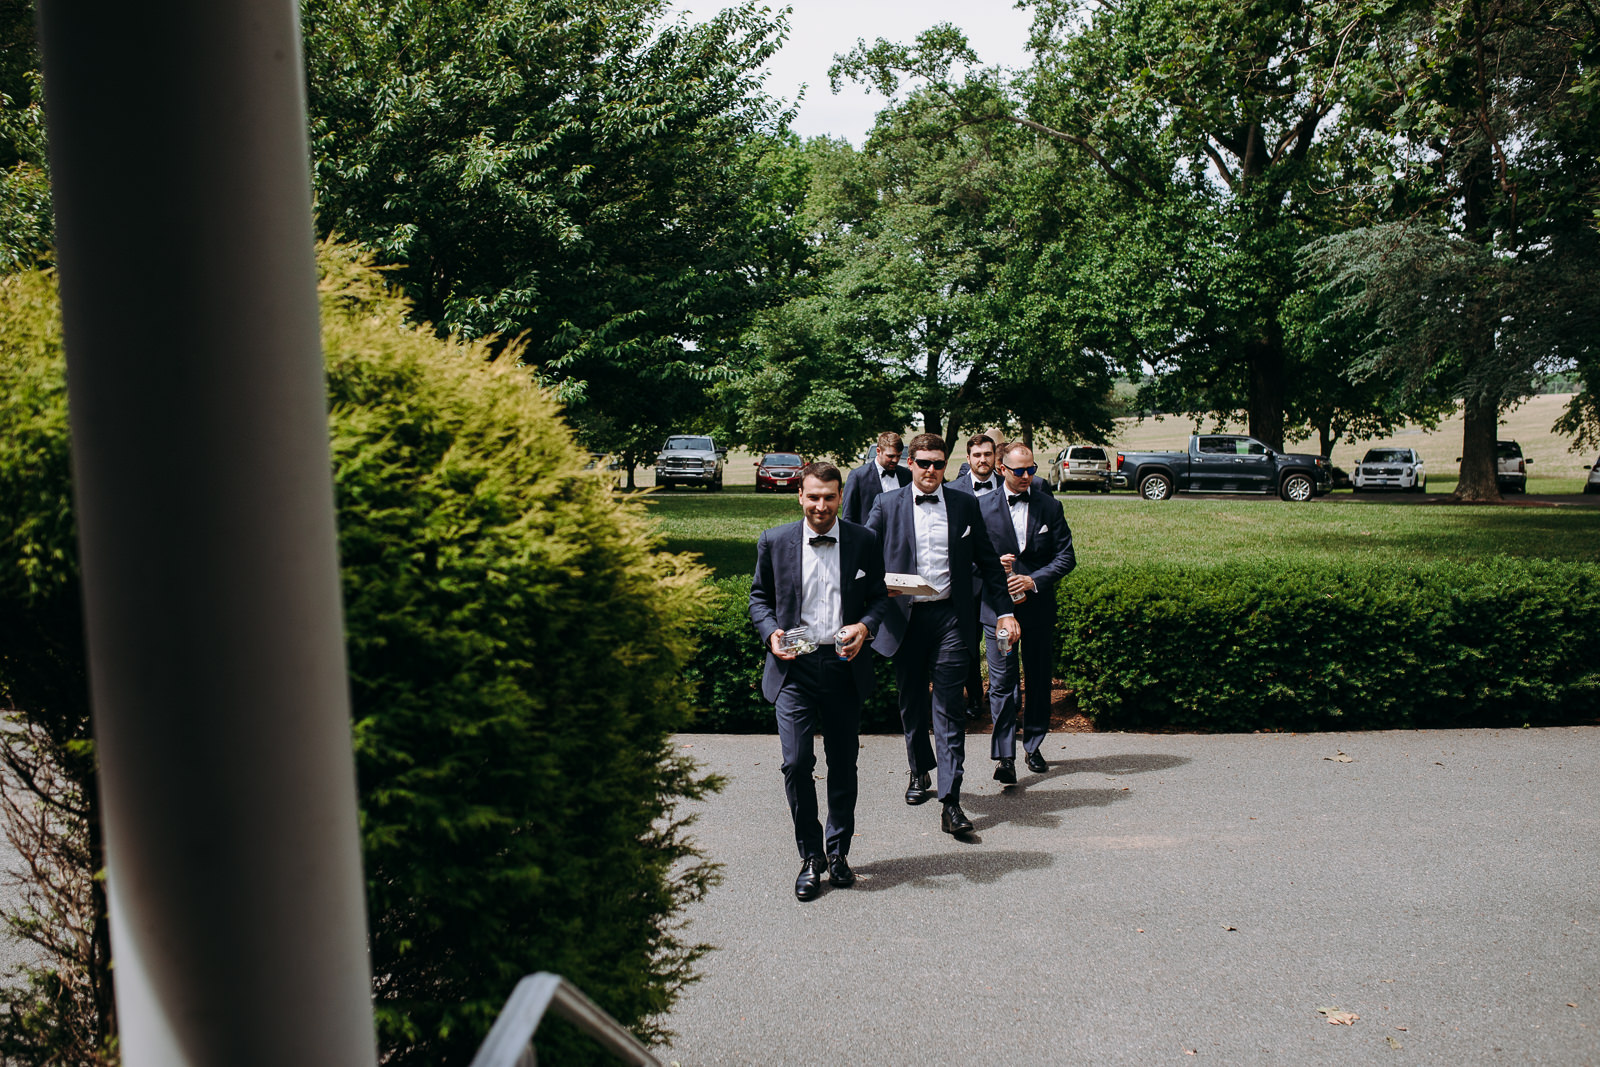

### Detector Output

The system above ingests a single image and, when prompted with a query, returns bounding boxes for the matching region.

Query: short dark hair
[907,432,947,457]
[876,431,904,453]
[966,433,995,455]
[800,461,842,488]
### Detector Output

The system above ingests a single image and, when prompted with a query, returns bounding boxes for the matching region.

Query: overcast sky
[668,0,1036,144]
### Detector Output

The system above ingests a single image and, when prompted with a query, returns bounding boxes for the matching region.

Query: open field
[1074,391,1597,493]
[622,392,1595,490]
[642,486,1600,580]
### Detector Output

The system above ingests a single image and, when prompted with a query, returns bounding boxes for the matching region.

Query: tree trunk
[1317,424,1337,458]
[1246,322,1286,450]
[943,415,962,449]
[1021,420,1035,449]
[1455,395,1502,501]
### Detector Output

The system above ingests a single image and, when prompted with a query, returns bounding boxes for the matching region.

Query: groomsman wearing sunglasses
[979,442,1076,783]
[865,433,1019,836]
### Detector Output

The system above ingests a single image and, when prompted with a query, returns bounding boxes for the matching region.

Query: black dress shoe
[826,854,855,888]
[941,801,974,835]
[904,770,934,805]
[965,702,985,721]
[1025,749,1049,774]
[993,758,1017,785]
[795,856,825,901]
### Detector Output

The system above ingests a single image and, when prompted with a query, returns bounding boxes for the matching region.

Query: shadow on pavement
[1053,753,1191,777]
[957,753,1191,833]
[848,849,1056,892]
[962,787,1132,833]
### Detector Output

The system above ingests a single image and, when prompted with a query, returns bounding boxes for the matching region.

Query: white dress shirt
[878,464,901,493]
[910,487,951,602]
[800,520,843,644]
[969,471,997,496]
[1008,491,1029,552]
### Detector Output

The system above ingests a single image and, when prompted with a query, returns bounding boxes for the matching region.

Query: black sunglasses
[911,457,948,471]
[1003,464,1039,476]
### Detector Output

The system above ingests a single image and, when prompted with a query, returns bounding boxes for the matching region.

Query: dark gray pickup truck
[1114,434,1333,501]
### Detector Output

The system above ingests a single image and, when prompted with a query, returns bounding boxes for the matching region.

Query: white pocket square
[1039,523,1049,533]
[961,526,971,537]
[855,569,866,579]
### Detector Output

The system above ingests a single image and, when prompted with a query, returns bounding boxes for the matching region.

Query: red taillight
[1518,459,1526,473]
[1116,452,1126,470]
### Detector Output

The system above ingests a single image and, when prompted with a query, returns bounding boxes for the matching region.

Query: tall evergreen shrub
[0,249,721,1065]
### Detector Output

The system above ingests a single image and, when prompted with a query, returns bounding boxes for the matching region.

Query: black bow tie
[808,535,836,547]
[972,480,992,490]
[1008,494,1027,507]
[915,494,940,505]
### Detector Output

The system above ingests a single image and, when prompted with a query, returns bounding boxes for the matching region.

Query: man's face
[877,445,901,472]
[908,449,948,494]
[798,474,841,532]
[967,440,996,480]
[1000,447,1035,493]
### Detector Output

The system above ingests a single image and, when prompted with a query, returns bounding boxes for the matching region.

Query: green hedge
[1054,561,1600,732]
[686,562,1600,734]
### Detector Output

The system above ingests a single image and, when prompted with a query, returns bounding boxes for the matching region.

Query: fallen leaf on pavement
[1386,1036,1402,1049]
[1325,751,1354,762]
[1317,1007,1359,1025]
[1222,924,1237,931]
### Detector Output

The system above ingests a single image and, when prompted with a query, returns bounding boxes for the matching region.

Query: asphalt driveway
[660,728,1599,1066]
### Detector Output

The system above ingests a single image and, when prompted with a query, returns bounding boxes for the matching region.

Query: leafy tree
[718,98,1119,454]
[833,2,1392,450]
[1306,0,1600,498]
[0,246,725,1064]
[0,0,50,272]
[301,0,796,484]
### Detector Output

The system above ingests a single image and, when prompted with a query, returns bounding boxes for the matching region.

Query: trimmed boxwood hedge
[1059,560,1600,732]
[688,562,1600,734]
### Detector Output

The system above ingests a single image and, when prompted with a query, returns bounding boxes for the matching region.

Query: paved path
[660,728,1599,1066]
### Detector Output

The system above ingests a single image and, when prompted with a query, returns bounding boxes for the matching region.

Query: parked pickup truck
[655,434,725,490]
[1114,434,1333,501]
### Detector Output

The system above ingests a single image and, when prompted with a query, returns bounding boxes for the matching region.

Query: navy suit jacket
[977,483,1076,625]
[841,461,912,526]
[864,485,1013,660]
[748,519,890,703]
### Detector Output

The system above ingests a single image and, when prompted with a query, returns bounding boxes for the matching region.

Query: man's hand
[1006,572,1036,598]
[769,630,798,660]
[998,615,1024,649]
[836,622,870,661]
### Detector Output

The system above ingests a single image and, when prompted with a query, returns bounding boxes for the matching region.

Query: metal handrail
[468,973,664,1067]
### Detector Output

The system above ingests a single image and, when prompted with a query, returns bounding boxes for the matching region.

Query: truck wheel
[1139,472,1173,500]
[1280,473,1315,501]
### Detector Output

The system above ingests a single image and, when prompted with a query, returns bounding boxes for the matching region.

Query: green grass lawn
[640,484,1600,579]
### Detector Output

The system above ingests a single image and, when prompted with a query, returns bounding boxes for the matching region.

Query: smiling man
[749,462,890,900]
[865,434,1020,837]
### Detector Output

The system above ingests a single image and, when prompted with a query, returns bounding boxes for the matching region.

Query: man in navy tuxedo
[979,442,1076,783]
[749,462,890,900]
[944,433,1001,720]
[865,433,1019,836]
[841,431,911,525]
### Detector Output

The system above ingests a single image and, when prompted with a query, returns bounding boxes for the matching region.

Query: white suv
[1496,440,1529,493]
[1353,448,1426,493]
